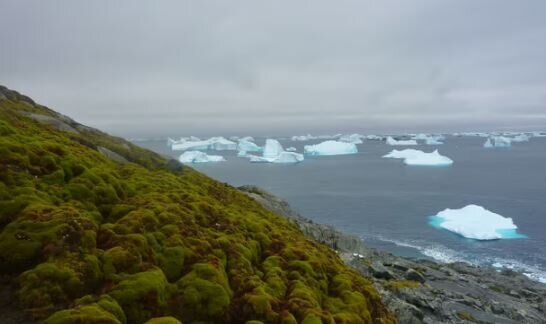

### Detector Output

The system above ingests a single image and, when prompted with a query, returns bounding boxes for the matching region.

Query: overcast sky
[1,1,546,137]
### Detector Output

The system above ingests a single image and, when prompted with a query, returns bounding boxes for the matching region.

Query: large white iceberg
[386,136,418,146]
[429,205,524,240]
[171,136,237,151]
[304,140,358,156]
[178,151,226,163]
[484,136,511,148]
[383,149,453,166]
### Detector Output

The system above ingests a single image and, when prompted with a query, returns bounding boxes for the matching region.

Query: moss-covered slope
[0,86,394,324]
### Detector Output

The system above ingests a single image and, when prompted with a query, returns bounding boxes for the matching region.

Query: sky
[1,0,546,137]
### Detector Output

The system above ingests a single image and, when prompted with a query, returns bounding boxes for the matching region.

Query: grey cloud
[1,0,545,137]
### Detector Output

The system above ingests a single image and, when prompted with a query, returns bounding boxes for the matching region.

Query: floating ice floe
[339,133,364,144]
[366,134,385,141]
[425,137,444,145]
[411,134,445,145]
[510,134,530,143]
[171,136,237,151]
[386,136,418,146]
[291,134,342,141]
[285,147,297,152]
[484,136,511,148]
[304,140,358,156]
[247,139,304,163]
[429,205,525,240]
[383,149,453,166]
[178,151,226,163]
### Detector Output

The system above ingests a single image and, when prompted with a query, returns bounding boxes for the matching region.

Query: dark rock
[370,261,395,280]
[405,269,426,283]
[392,262,409,272]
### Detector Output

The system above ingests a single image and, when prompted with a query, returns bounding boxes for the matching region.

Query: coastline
[240,185,546,323]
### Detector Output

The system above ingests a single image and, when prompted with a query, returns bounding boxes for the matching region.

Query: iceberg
[285,147,297,152]
[304,140,358,156]
[249,151,304,163]
[510,134,530,143]
[339,133,364,144]
[383,149,453,166]
[291,134,342,141]
[171,136,237,151]
[386,136,418,146]
[484,136,511,148]
[246,139,304,163]
[425,137,444,145]
[239,136,255,142]
[178,151,226,163]
[366,134,384,141]
[263,139,284,158]
[172,139,210,151]
[237,139,262,152]
[208,137,238,150]
[429,205,525,240]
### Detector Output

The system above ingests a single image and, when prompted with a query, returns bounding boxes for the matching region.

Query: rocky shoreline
[240,185,546,323]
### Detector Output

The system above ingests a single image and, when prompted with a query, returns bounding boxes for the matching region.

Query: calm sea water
[136,136,546,282]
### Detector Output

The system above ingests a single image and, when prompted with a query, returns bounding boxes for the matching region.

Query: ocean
[136,135,546,282]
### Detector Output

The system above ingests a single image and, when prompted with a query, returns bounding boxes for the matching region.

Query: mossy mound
[0,86,394,323]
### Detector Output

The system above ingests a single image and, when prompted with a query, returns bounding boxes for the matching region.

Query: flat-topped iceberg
[178,151,226,163]
[304,140,358,156]
[386,136,418,146]
[291,134,342,141]
[383,149,453,166]
[171,136,237,151]
[249,151,304,163]
[429,205,525,240]
[484,136,511,148]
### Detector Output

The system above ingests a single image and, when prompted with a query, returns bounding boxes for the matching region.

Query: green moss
[157,246,186,282]
[45,305,122,324]
[175,261,231,321]
[145,317,182,324]
[109,268,169,323]
[0,87,395,323]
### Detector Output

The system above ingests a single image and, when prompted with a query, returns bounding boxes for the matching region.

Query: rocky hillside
[241,186,546,323]
[0,86,394,323]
